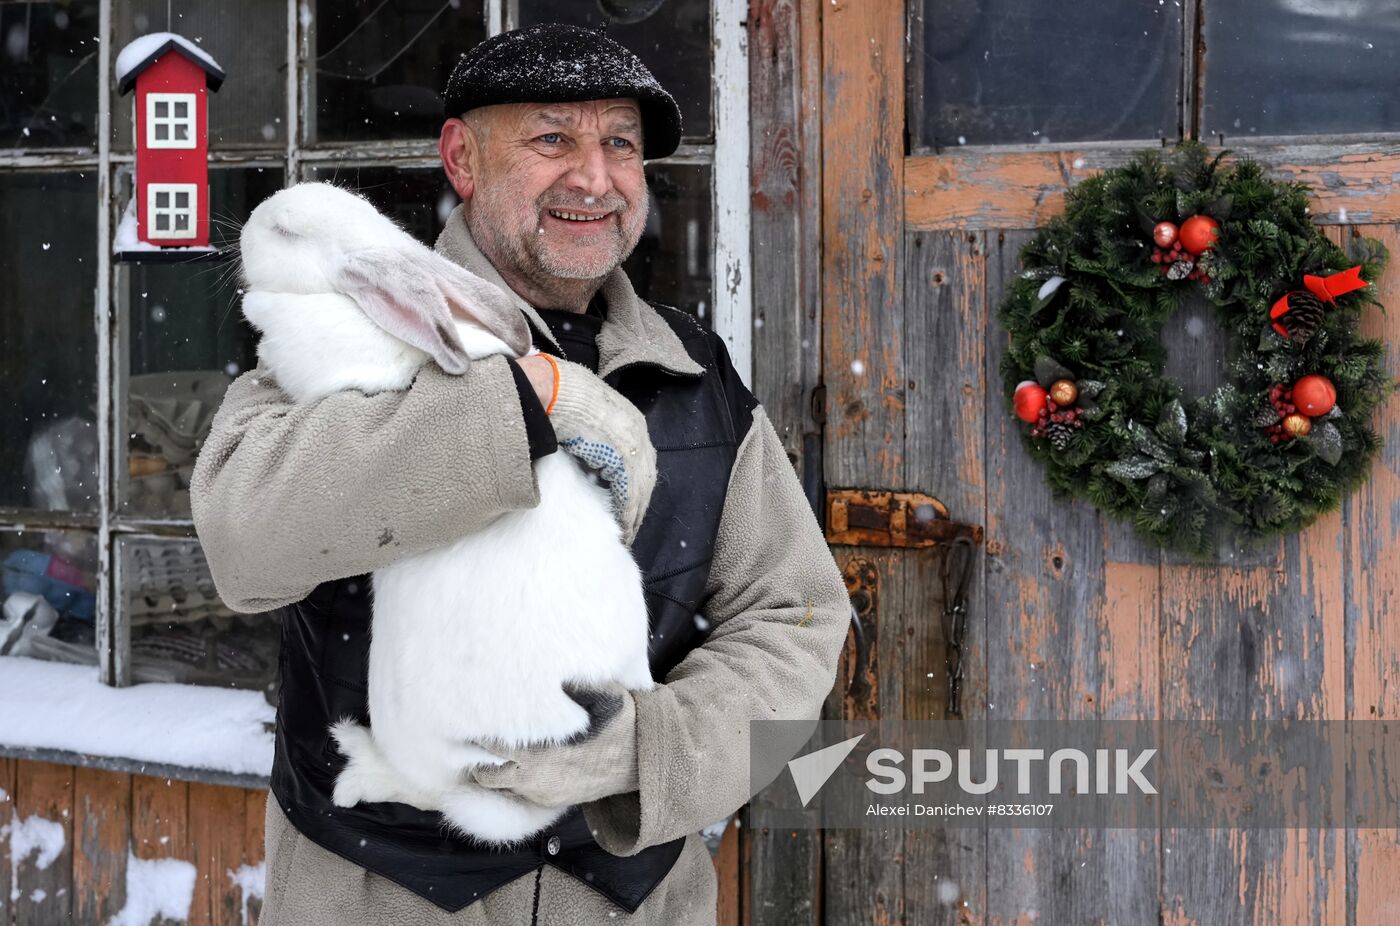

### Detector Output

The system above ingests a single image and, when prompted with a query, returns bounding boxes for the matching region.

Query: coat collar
[434,206,704,380]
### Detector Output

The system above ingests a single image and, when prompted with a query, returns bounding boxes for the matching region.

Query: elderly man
[192,23,848,926]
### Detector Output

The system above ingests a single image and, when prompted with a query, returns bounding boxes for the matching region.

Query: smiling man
[192,23,849,926]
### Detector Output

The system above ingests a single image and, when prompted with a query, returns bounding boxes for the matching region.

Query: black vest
[268,305,758,913]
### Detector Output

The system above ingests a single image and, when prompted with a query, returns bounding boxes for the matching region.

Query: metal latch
[825,489,982,548]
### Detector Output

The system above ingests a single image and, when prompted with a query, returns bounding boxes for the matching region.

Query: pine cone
[1273,291,1325,342]
[1046,422,1075,451]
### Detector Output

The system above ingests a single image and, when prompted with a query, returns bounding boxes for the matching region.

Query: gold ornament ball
[1152,221,1179,249]
[1282,413,1312,438]
[1049,379,1078,406]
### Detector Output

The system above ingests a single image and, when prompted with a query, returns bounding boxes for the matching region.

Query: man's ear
[439,117,478,201]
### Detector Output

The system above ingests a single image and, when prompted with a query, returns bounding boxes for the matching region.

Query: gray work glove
[545,356,657,546]
[469,682,639,806]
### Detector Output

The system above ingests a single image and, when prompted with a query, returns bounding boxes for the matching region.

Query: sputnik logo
[788,734,865,807]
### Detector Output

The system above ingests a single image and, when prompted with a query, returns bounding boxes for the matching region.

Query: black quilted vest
[267,305,757,914]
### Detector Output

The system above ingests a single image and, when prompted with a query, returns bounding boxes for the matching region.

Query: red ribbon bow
[1270,265,1368,336]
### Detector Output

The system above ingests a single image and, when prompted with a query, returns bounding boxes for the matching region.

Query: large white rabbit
[237,182,655,845]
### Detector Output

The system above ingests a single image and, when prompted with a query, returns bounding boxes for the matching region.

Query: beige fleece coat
[191,208,850,924]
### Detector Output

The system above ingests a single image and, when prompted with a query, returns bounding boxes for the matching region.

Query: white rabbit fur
[238,182,654,845]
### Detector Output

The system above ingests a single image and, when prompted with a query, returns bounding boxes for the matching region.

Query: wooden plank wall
[820,219,1400,926]
[0,760,266,926]
[814,4,1400,925]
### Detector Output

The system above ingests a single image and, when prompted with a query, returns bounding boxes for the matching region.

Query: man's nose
[563,144,612,200]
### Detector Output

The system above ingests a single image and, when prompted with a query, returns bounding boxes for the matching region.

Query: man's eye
[539,133,562,144]
[607,137,635,150]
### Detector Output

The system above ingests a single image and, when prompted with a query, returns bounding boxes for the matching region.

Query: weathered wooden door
[746,1,1400,923]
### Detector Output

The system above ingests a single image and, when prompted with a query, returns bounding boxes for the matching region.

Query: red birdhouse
[115,33,225,255]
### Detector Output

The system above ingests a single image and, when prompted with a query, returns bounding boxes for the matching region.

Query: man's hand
[469,682,640,807]
[517,354,657,545]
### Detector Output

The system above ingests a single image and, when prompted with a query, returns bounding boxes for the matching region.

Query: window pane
[1202,0,1400,137]
[155,190,169,207]
[0,172,97,512]
[518,0,713,142]
[311,0,486,142]
[119,167,282,518]
[174,190,189,207]
[174,213,188,230]
[173,123,188,142]
[0,530,99,668]
[117,536,279,697]
[173,100,187,118]
[154,123,168,140]
[0,0,99,148]
[114,0,286,148]
[155,100,168,118]
[155,213,169,231]
[629,163,712,325]
[911,0,1181,147]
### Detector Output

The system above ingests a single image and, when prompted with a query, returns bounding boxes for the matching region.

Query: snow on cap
[443,23,682,160]
[116,32,225,95]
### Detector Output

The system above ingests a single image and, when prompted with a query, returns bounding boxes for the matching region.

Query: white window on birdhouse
[147,183,199,239]
[145,93,198,149]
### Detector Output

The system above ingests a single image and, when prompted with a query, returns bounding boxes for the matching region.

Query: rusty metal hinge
[825,488,983,548]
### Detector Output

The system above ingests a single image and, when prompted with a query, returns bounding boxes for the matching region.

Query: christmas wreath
[998,144,1395,555]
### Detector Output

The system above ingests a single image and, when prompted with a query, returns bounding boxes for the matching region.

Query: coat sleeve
[190,355,544,613]
[581,397,850,854]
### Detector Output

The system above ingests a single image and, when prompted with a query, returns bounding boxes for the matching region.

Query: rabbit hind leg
[329,719,437,811]
[437,785,569,846]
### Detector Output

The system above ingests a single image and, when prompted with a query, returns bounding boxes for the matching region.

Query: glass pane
[174,190,188,207]
[304,164,461,245]
[174,213,188,230]
[174,123,188,141]
[0,0,99,148]
[155,100,168,118]
[0,172,97,512]
[173,100,187,118]
[1202,0,1400,137]
[114,0,287,148]
[155,213,169,231]
[154,123,168,141]
[119,166,283,518]
[155,190,169,207]
[912,0,1180,147]
[118,536,279,697]
[0,529,99,668]
[311,0,486,142]
[518,0,713,142]
[629,163,712,325]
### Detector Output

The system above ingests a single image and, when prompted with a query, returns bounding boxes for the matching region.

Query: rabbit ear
[337,247,475,374]
[425,255,534,359]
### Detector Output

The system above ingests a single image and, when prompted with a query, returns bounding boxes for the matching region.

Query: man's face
[457,99,649,292]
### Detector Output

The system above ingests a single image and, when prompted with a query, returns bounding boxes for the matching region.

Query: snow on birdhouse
[115,33,225,259]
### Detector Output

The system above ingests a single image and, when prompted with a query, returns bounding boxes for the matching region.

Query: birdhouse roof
[116,32,225,95]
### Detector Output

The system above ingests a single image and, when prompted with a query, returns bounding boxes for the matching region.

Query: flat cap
[443,23,682,160]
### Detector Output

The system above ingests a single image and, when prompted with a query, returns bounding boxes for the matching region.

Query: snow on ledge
[0,656,274,777]
[115,32,222,85]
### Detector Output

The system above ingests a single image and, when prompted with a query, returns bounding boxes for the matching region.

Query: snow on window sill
[0,655,273,787]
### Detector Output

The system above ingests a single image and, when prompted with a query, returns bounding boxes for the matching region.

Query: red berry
[1151,252,1162,264]
[1270,434,1282,445]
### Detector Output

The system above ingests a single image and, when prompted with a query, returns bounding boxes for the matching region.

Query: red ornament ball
[1152,221,1179,249]
[1014,381,1048,423]
[1179,215,1220,256]
[1292,374,1337,416]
